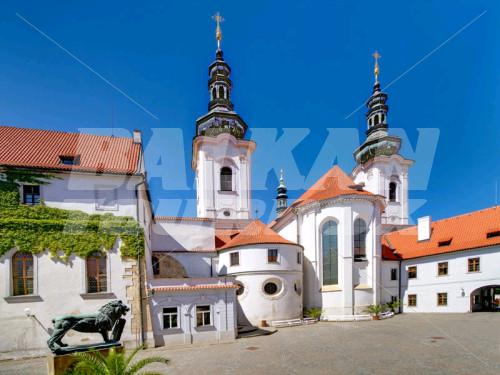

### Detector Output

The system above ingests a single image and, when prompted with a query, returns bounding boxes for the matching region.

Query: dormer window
[486,230,500,239]
[438,238,452,247]
[59,155,80,166]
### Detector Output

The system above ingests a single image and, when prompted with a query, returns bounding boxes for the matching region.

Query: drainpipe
[134,178,146,347]
[398,259,403,314]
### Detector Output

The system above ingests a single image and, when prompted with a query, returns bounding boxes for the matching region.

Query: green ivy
[0,189,144,260]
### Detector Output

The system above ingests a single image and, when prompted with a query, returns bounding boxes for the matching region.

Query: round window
[223,210,230,217]
[263,282,278,295]
[236,283,245,296]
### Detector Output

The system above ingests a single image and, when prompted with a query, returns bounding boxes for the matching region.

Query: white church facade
[0,17,499,359]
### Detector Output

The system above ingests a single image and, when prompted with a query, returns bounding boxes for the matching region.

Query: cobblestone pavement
[1,313,499,375]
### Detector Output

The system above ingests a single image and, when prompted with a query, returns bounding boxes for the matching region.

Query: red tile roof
[219,219,298,250]
[382,206,500,260]
[151,284,238,292]
[0,126,142,175]
[215,229,241,249]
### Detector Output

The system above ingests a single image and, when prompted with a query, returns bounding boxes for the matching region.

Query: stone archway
[470,285,500,312]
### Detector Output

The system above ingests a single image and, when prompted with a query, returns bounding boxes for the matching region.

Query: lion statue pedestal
[46,300,129,375]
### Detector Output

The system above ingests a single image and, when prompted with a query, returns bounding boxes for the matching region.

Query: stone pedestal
[47,344,123,375]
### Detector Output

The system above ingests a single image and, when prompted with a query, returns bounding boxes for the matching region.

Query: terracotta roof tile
[151,284,238,292]
[0,126,141,175]
[382,206,500,259]
[219,220,298,250]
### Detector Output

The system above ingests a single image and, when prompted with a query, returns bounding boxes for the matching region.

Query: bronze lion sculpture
[47,300,129,353]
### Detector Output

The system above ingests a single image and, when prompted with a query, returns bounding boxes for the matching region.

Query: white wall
[149,278,237,347]
[380,260,400,304]
[218,243,303,325]
[151,220,215,252]
[401,245,500,313]
[0,244,136,358]
[193,134,255,219]
[352,155,411,225]
[28,172,143,220]
[275,198,382,316]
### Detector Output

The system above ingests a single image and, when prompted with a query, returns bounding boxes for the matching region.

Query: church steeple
[195,13,248,139]
[353,51,401,165]
[276,169,288,215]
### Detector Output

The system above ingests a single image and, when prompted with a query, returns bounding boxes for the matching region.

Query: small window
[263,282,279,295]
[408,266,417,279]
[408,294,417,307]
[438,262,448,276]
[22,185,40,205]
[437,293,448,306]
[390,268,397,281]
[152,255,160,276]
[236,282,244,296]
[268,249,278,263]
[230,252,239,266]
[353,218,367,260]
[162,307,179,329]
[438,239,452,247]
[196,305,212,327]
[86,253,107,293]
[220,167,232,191]
[389,182,397,202]
[297,252,302,264]
[486,230,500,239]
[12,252,34,296]
[391,296,398,303]
[59,155,80,166]
[468,258,480,273]
[218,86,224,99]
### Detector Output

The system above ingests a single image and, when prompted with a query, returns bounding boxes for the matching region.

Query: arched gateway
[470,285,500,312]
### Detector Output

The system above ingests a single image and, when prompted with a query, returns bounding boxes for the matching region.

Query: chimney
[133,129,142,144]
[417,216,431,241]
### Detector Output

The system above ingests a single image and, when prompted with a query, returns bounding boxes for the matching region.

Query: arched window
[389,182,397,202]
[374,114,379,125]
[220,167,232,191]
[353,218,367,260]
[152,255,160,276]
[219,86,224,99]
[381,113,385,123]
[12,252,34,296]
[322,220,338,285]
[211,87,216,100]
[86,253,107,293]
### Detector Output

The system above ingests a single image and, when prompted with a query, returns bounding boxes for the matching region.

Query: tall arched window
[389,182,397,202]
[219,86,224,99]
[86,253,107,293]
[211,87,216,100]
[12,252,34,296]
[220,167,232,191]
[322,220,338,285]
[353,218,367,260]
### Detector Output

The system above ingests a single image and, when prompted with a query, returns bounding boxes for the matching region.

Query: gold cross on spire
[372,50,381,84]
[212,12,224,50]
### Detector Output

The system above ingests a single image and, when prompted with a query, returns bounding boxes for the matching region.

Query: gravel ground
[1,313,499,375]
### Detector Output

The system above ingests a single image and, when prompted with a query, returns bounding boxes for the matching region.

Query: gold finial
[212,12,224,50]
[372,50,381,83]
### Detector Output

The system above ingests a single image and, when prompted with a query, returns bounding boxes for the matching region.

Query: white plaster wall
[0,245,136,358]
[276,199,381,316]
[380,260,400,304]
[32,173,142,219]
[151,220,215,251]
[217,244,303,325]
[194,134,254,219]
[401,246,500,313]
[352,155,411,225]
[149,252,216,279]
[150,279,237,347]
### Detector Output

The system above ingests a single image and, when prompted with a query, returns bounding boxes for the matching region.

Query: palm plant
[386,299,401,313]
[304,307,323,320]
[66,346,169,375]
[365,304,384,319]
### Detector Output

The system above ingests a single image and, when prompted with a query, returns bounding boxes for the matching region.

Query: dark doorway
[470,285,500,312]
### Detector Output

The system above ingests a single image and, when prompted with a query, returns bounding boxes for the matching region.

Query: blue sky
[1,1,499,223]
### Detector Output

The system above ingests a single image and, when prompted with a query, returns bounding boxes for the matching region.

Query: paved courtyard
[1,313,499,375]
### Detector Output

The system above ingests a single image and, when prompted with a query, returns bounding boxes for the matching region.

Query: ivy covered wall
[0,168,144,259]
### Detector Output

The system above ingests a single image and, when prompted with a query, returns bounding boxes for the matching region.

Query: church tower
[352,52,413,226]
[276,169,288,215]
[192,13,256,219]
